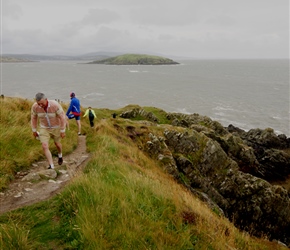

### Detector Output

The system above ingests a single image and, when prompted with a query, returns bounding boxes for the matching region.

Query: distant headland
[0,56,35,63]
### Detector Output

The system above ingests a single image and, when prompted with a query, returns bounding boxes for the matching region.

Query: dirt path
[0,135,90,215]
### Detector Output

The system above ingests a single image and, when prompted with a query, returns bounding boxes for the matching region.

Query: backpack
[89,109,94,119]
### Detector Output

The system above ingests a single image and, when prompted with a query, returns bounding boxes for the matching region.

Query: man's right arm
[31,104,38,136]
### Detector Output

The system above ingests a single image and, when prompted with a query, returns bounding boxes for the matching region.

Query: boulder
[21,169,57,181]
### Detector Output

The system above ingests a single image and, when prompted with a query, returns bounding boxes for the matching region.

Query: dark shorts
[68,114,80,120]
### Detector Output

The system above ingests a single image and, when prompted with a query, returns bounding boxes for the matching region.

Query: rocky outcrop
[227,125,290,181]
[120,109,290,246]
[146,128,290,246]
[166,112,290,183]
[120,108,159,123]
[228,125,290,149]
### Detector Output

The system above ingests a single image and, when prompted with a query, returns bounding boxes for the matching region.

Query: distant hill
[1,52,122,62]
[88,54,179,65]
[1,52,186,62]
[0,56,35,63]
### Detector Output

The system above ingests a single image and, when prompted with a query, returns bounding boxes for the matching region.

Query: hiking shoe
[78,132,81,136]
[48,165,54,169]
[58,157,63,165]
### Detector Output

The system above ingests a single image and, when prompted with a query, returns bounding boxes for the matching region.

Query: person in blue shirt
[66,92,81,135]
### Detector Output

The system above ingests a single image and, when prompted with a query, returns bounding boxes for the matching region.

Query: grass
[0,97,287,249]
[0,97,82,190]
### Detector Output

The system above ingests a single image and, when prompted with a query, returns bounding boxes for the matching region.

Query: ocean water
[1,59,289,136]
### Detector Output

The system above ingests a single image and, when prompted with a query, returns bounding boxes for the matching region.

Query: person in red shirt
[31,92,66,169]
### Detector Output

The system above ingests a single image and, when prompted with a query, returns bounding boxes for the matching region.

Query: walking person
[31,92,66,169]
[83,107,97,127]
[66,92,81,135]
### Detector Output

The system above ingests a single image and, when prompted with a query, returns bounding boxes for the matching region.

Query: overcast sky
[1,0,289,58]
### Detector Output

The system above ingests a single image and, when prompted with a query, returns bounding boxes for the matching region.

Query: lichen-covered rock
[146,133,179,178]
[232,127,290,181]
[167,112,228,136]
[241,128,290,149]
[120,108,159,123]
[122,107,290,246]
[145,128,290,245]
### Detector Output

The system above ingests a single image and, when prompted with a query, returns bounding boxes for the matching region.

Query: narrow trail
[0,136,90,215]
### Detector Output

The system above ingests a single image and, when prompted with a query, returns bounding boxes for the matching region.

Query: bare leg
[42,142,53,166]
[76,120,81,134]
[54,141,62,154]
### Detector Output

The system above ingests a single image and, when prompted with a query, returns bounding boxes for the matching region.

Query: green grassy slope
[0,97,286,249]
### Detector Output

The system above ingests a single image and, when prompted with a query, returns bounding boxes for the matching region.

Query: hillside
[1,52,119,61]
[0,56,35,63]
[0,97,289,249]
[88,53,179,65]
[1,52,181,63]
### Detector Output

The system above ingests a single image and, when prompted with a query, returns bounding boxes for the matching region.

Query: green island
[87,53,179,65]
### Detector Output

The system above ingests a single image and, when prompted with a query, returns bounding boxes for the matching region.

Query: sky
[1,0,289,59]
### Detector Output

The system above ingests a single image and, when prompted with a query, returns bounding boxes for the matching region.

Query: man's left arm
[56,105,66,136]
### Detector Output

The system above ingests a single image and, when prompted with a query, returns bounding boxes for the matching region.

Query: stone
[22,173,41,181]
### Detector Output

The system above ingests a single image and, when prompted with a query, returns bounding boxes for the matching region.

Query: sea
[1,59,289,137]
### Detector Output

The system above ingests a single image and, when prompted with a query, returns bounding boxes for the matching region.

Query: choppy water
[1,59,289,136]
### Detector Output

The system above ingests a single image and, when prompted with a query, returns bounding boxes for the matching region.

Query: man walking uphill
[31,92,66,169]
[66,92,81,135]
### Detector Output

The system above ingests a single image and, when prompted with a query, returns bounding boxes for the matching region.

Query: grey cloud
[3,26,84,55]
[81,8,121,26]
[158,34,176,41]
[2,0,289,58]
[205,15,236,27]
[189,33,287,58]
[129,4,198,26]
[56,26,132,53]
[3,29,48,54]
[57,23,82,38]
[40,0,135,5]
[94,26,130,43]
[2,1,22,19]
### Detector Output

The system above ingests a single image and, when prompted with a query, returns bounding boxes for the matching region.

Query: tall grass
[0,224,31,250]
[0,97,287,249]
[53,119,287,249]
[0,97,86,190]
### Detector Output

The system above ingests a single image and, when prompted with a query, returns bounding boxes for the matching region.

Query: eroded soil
[0,136,90,214]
